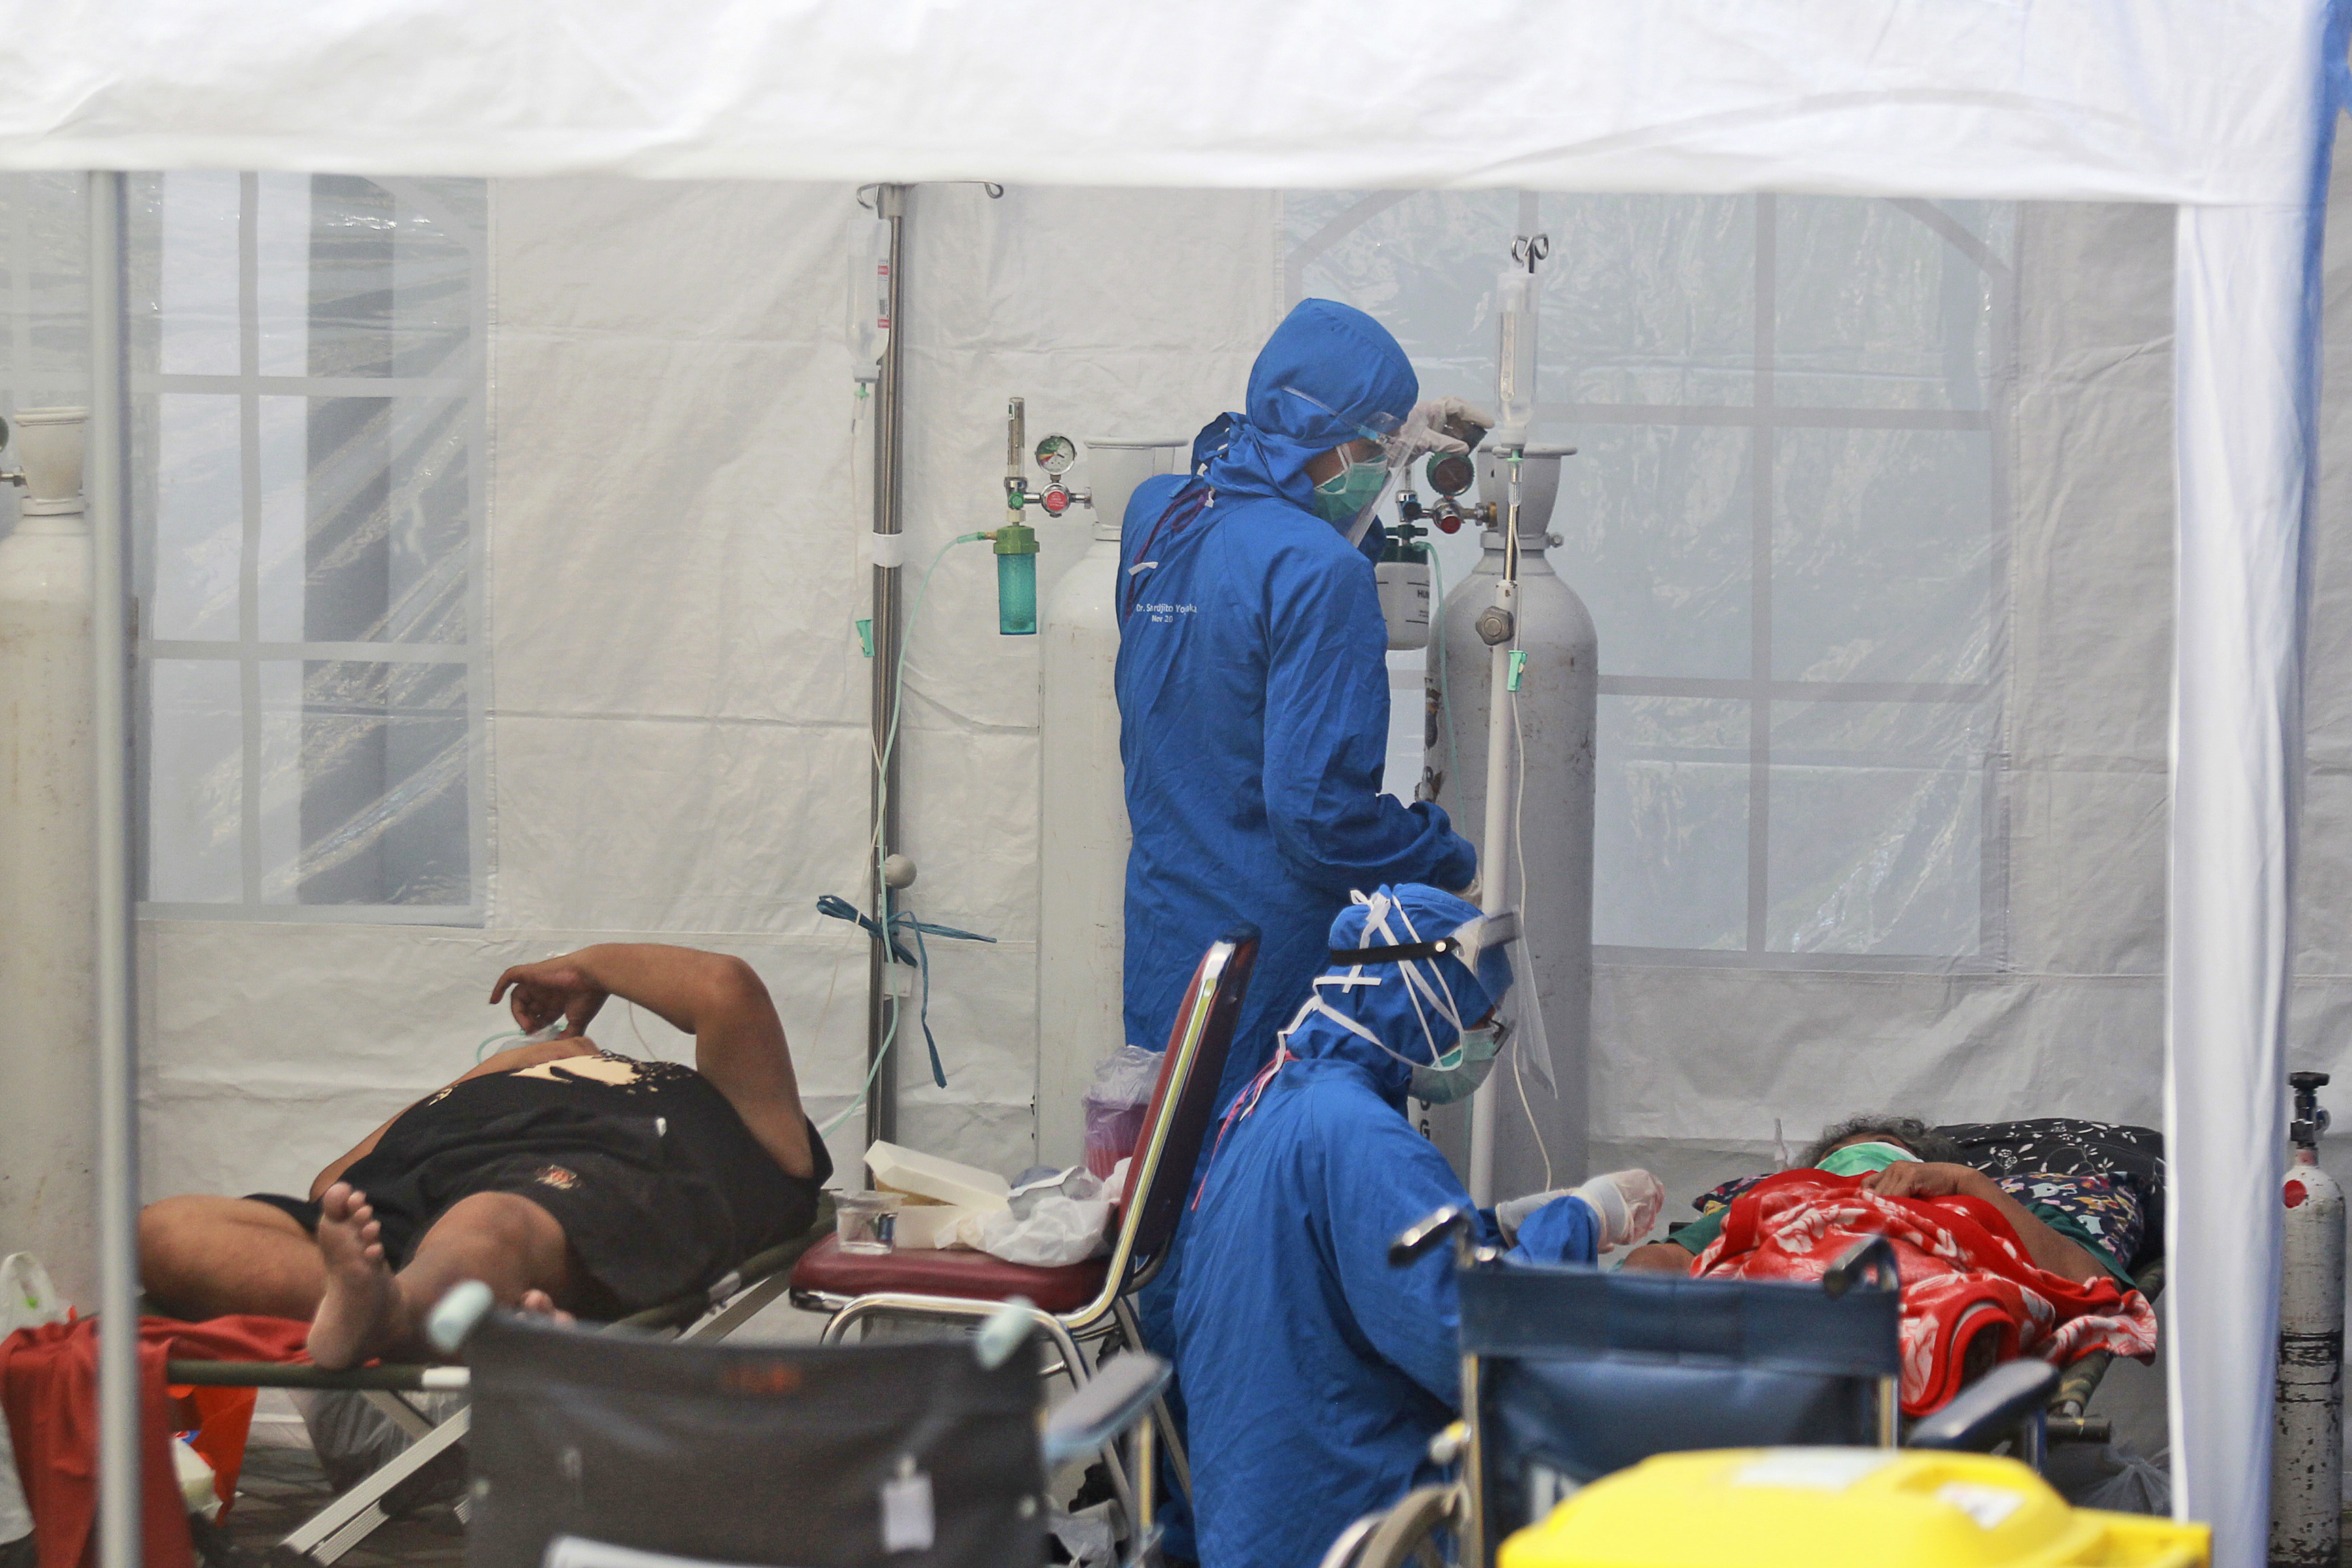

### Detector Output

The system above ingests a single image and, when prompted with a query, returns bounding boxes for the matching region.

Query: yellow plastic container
[1495,1448,2208,1568]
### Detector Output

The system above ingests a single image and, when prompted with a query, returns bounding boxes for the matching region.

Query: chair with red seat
[789,924,1258,1498]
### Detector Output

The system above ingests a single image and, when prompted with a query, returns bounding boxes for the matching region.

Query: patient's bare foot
[519,1289,576,1328]
[308,1183,404,1369]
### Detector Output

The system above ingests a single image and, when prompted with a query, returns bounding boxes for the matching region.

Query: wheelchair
[1320,1206,2063,1568]
[431,1287,1171,1568]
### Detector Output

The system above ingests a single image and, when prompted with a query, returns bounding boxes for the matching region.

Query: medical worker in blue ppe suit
[1173,885,1664,1568]
[1116,300,1485,1561]
[1116,298,1483,1117]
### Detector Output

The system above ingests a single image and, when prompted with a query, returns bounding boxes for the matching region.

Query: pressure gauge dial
[1425,451,1476,499]
[1034,434,1078,475]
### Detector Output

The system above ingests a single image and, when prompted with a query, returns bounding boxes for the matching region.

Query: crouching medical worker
[1172,884,1662,1568]
[1118,298,1484,1117]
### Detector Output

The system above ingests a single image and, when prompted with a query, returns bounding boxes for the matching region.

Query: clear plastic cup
[836,1191,901,1255]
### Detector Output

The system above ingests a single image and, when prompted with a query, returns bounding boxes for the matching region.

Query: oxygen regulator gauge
[1410,450,1488,534]
[1004,404,1089,520]
[1426,450,1476,499]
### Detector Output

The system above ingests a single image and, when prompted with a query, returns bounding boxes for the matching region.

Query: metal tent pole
[87,168,142,1568]
[865,183,907,1150]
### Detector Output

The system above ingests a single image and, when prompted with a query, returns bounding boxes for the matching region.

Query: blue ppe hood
[1280,884,1512,1099]
[1190,298,1418,513]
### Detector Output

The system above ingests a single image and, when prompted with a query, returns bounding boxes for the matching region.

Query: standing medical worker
[1118,298,1479,1114]
[1173,885,1661,1568]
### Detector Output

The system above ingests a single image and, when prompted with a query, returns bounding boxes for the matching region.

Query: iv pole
[1466,232,1545,1207]
[89,168,143,1568]
[865,184,907,1149]
[1466,450,1521,1207]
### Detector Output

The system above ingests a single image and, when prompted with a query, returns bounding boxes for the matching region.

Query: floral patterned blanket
[1691,1170,2159,1414]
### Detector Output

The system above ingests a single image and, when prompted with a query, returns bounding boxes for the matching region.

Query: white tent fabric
[0,3,2331,203]
[0,6,2344,1563]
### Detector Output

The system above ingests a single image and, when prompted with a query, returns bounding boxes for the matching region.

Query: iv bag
[846,206,891,383]
[1495,267,1540,439]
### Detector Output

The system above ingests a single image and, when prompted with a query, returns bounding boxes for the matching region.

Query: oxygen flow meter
[991,398,1090,635]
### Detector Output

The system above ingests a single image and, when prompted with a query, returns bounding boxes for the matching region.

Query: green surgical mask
[1816,1140,1914,1177]
[1311,456,1390,527]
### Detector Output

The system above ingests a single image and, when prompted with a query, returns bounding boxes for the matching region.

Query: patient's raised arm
[492,944,814,1179]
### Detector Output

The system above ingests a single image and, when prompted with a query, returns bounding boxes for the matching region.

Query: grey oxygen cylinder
[1417,446,1595,1194]
[2273,1071,2345,1568]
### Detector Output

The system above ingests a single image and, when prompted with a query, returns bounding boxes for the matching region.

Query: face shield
[1303,890,1518,1084]
[1278,385,1409,546]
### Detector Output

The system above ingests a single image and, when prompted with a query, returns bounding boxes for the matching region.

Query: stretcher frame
[161,1198,836,1566]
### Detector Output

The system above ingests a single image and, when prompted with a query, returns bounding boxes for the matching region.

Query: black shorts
[246,1105,826,1317]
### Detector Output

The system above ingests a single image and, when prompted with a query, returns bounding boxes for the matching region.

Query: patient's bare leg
[140,1195,326,1320]
[309,1183,575,1369]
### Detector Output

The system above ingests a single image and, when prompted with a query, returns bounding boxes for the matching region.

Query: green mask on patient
[1815,1140,1915,1177]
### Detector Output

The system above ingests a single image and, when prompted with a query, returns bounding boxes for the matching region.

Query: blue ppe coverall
[1173,886,1599,1568]
[1116,298,1478,1116]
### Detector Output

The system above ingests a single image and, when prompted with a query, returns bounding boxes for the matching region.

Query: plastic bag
[1048,1498,1116,1568]
[956,1167,1114,1268]
[2075,1443,2170,1516]
[295,1388,469,1512]
[0,1255,71,1546]
[1081,1045,1162,1178]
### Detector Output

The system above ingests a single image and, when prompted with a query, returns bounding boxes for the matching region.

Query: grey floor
[222,1444,465,1568]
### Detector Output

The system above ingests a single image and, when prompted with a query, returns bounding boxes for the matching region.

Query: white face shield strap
[1301,890,1506,1074]
[1329,909,1520,973]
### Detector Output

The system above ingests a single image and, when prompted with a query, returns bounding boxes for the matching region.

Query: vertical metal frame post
[865,183,907,1149]
[87,168,142,1568]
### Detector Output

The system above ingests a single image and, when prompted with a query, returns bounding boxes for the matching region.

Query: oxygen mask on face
[1278,385,1408,546]
[1409,1014,1506,1104]
[1814,1140,1915,1177]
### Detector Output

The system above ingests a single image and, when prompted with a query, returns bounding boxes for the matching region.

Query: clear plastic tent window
[0,172,488,918]
[1294,191,2007,963]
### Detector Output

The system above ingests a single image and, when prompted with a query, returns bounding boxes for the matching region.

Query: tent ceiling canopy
[0,0,2332,201]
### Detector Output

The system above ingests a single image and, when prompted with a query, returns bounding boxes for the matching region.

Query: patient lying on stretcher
[138,944,830,1367]
[1619,1116,2156,1413]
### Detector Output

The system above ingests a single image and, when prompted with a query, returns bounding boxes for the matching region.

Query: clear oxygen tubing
[1468,449,1523,1207]
[1508,665,1551,1189]
[89,168,141,1568]
[833,530,989,1139]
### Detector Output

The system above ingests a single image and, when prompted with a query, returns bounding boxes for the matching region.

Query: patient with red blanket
[1620,1116,2157,1414]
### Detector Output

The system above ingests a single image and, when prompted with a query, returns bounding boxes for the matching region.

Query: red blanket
[0,1315,310,1568]
[1690,1171,2157,1415]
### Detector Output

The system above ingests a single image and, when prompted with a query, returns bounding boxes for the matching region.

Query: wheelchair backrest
[1459,1261,1900,1540]
[465,1314,1046,1568]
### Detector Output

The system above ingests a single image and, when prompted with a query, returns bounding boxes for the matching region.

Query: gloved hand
[1400,395,1497,456]
[1569,1169,1666,1253]
[1494,1187,1577,1245]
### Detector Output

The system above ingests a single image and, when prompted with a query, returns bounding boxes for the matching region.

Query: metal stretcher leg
[359,1389,437,1441]
[683,1267,800,1341]
[281,1407,471,1565]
